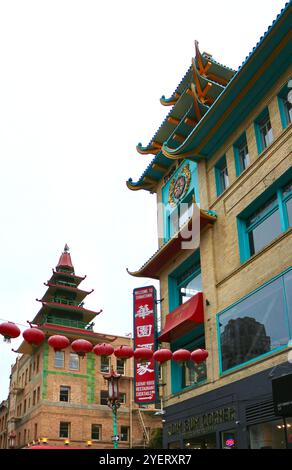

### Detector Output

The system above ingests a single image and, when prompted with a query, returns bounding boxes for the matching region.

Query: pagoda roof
[127,208,217,279]
[41,282,93,303]
[127,2,291,192]
[32,300,101,324]
[56,244,74,273]
[50,270,86,286]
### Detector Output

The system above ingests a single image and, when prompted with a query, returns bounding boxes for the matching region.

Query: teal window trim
[216,266,292,375]
[215,155,229,196]
[237,174,292,263]
[168,251,201,312]
[233,133,249,176]
[254,107,273,155]
[277,83,292,129]
[170,327,206,394]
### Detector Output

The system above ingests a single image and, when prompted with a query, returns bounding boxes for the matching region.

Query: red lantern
[190,349,208,364]
[23,328,45,346]
[93,343,114,356]
[114,345,134,359]
[134,348,153,362]
[48,335,70,352]
[172,349,191,363]
[153,348,172,364]
[0,322,21,342]
[71,339,93,357]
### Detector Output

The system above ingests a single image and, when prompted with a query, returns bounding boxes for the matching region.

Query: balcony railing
[43,316,91,330]
[49,297,82,307]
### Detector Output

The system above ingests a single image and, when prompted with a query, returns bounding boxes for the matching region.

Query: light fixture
[41,437,48,444]
[86,440,92,446]
[64,439,70,445]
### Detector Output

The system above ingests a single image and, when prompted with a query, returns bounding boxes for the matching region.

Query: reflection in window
[249,419,287,449]
[219,276,289,372]
[182,360,207,388]
[180,272,202,304]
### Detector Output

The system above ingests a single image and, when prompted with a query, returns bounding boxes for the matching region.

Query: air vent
[245,399,276,425]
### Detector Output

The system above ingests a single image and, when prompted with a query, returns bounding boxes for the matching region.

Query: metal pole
[112,403,118,449]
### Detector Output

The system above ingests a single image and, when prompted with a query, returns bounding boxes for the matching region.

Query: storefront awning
[158,292,204,342]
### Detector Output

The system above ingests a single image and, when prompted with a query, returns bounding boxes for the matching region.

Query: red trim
[41,323,118,342]
[129,212,216,279]
[158,292,204,342]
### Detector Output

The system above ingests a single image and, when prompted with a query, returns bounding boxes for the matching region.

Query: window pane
[54,351,64,368]
[69,353,79,370]
[284,95,292,125]
[60,386,70,402]
[182,360,207,388]
[260,117,273,149]
[246,195,278,227]
[283,181,292,199]
[249,420,286,449]
[91,424,101,440]
[239,143,250,172]
[284,270,292,337]
[100,356,110,373]
[220,166,229,191]
[219,277,288,371]
[180,273,202,303]
[286,198,292,227]
[100,391,108,405]
[59,422,70,438]
[116,358,125,375]
[248,209,281,255]
[121,426,129,441]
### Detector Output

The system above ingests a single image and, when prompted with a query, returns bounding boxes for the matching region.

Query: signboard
[133,286,157,404]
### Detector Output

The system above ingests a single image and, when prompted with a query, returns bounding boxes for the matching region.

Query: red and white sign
[133,286,157,404]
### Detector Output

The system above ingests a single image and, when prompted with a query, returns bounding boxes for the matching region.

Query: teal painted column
[112,403,118,449]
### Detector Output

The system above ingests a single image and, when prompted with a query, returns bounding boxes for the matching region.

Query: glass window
[179,272,202,304]
[184,433,217,449]
[91,424,101,440]
[121,426,129,441]
[259,116,273,149]
[100,356,110,373]
[283,94,292,125]
[59,422,70,438]
[284,270,292,337]
[119,393,126,404]
[182,360,207,388]
[69,353,79,370]
[219,277,289,372]
[221,430,237,449]
[278,85,292,129]
[169,196,194,238]
[116,358,125,375]
[100,391,108,405]
[249,419,287,449]
[247,209,281,255]
[54,351,64,368]
[238,142,250,173]
[60,386,70,402]
[215,156,229,196]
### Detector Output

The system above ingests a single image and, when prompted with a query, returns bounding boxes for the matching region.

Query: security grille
[245,399,276,425]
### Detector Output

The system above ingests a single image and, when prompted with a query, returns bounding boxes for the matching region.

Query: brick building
[127,3,292,449]
[1,246,161,449]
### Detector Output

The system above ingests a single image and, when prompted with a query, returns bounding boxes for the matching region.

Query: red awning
[158,292,204,342]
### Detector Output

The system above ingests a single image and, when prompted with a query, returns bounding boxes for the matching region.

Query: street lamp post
[104,366,121,449]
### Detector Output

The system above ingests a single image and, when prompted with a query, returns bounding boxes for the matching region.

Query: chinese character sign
[133,286,157,404]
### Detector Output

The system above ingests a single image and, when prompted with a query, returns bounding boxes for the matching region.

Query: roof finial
[64,244,69,253]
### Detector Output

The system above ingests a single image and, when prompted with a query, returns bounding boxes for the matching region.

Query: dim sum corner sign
[167,407,236,437]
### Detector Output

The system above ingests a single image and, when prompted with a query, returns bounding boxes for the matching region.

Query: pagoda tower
[4,246,161,449]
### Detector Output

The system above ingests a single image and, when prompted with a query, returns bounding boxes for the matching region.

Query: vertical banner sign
[133,286,157,404]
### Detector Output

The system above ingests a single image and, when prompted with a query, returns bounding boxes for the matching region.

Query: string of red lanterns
[0,321,209,364]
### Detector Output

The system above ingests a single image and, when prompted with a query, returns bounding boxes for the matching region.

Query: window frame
[91,424,101,441]
[69,353,79,371]
[116,358,125,375]
[54,351,65,369]
[217,267,292,375]
[238,181,292,262]
[59,422,70,439]
[59,386,70,403]
[278,83,292,129]
[100,390,108,405]
[254,108,273,154]
[234,133,250,176]
[215,155,229,196]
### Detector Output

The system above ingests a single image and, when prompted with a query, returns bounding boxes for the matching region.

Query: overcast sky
[0,0,288,400]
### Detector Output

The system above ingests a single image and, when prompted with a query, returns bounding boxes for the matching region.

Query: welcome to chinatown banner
[133,286,158,404]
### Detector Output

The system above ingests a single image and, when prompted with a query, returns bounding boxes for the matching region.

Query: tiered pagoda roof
[127,2,291,192]
[15,246,117,354]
